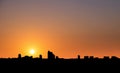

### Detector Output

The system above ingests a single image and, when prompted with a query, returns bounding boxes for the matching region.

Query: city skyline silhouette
[0,1,120,71]
[1,50,119,59]
[0,50,120,65]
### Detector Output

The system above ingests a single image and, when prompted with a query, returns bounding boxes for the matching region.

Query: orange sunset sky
[0,0,120,58]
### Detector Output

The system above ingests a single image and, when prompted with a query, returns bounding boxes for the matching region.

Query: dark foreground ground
[1,58,120,65]
[0,58,120,72]
[1,51,119,72]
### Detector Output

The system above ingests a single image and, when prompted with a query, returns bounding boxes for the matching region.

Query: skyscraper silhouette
[48,51,55,60]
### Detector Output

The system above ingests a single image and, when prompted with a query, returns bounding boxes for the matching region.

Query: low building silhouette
[111,56,118,59]
[90,56,94,59]
[103,56,110,60]
[56,56,59,59]
[84,56,89,59]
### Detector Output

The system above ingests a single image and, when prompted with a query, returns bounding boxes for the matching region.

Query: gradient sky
[0,0,120,58]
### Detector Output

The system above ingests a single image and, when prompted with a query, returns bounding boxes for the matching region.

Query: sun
[29,49,35,55]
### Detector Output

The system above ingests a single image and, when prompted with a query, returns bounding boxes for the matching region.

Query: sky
[0,0,120,58]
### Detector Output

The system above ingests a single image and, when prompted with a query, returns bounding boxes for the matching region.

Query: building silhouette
[103,56,110,60]
[18,54,21,59]
[78,55,80,59]
[48,51,55,60]
[39,55,42,60]
[84,56,89,59]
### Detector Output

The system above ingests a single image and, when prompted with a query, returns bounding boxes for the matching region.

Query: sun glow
[29,49,35,55]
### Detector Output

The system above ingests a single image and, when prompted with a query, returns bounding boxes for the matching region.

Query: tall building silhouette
[39,55,42,60]
[18,54,21,59]
[48,51,55,60]
[78,55,80,59]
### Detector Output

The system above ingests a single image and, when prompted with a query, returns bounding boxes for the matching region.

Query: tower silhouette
[48,51,55,60]
[18,54,21,59]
